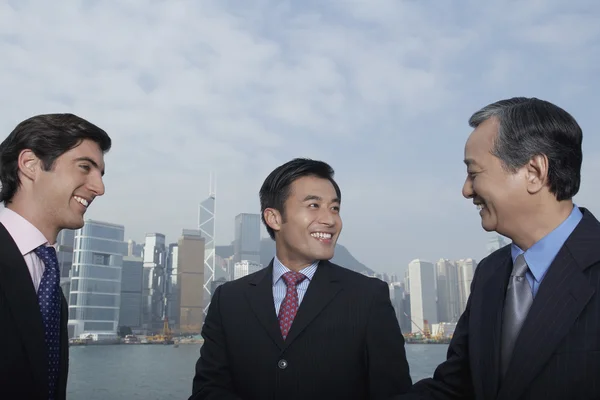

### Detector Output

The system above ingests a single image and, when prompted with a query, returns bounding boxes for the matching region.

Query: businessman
[0,114,111,400]
[190,158,412,400]
[401,97,600,400]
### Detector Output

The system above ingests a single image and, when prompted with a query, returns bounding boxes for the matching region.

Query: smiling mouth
[74,195,90,208]
[311,232,333,241]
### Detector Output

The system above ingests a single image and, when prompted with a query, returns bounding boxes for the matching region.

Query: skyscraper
[435,259,460,323]
[198,176,216,314]
[166,243,179,326]
[233,213,261,264]
[119,255,143,329]
[68,220,127,340]
[408,259,438,334]
[56,229,75,303]
[177,229,205,334]
[142,233,167,331]
[457,258,478,313]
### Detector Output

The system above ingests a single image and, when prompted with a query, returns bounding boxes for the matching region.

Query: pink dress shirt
[0,207,54,292]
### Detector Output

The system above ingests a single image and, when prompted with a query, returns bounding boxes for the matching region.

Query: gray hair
[469,97,582,201]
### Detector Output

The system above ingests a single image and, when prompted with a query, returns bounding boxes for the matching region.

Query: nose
[318,207,337,226]
[88,172,105,196]
[462,176,474,199]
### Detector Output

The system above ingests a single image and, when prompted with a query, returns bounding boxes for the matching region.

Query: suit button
[278,359,288,369]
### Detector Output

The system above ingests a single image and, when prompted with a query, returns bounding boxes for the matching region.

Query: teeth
[476,204,484,211]
[311,232,332,239]
[74,196,89,207]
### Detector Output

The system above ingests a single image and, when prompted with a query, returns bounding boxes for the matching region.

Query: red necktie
[278,271,307,340]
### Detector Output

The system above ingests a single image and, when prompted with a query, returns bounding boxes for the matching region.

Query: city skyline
[2,1,599,275]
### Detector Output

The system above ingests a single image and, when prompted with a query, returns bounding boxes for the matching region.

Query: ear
[17,149,40,182]
[525,154,548,195]
[263,208,282,235]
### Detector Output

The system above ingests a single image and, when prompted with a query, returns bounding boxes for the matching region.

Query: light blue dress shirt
[272,256,318,316]
[510,205,583,297]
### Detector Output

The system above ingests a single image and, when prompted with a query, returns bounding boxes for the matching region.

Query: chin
[481,218,497,232]
[314,250,335,261]
[64,217,85,230]
[481,223,494,232]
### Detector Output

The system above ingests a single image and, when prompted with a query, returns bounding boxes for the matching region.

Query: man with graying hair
[396,97,600,400]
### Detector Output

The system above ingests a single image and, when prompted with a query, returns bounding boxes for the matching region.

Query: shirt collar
[0,207,52,255]
[511,204,583,283]
[272,255,319,286]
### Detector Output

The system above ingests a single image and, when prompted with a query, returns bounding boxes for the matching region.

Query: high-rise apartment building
[68,220,127,339]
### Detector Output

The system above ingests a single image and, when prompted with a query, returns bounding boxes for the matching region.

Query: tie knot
[511,254,529,277]
[282,271,306,287]
[34,245,58,266]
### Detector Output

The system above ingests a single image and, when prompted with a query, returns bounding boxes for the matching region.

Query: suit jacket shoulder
[325,260,389,292]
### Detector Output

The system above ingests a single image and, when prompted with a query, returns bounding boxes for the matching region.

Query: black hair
[0,113,112,203]
[259,158,341,239]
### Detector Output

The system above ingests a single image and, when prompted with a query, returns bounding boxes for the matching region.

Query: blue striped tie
[34,245,62,400]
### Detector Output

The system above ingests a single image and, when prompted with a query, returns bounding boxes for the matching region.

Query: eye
[308,203,319,208]
[331,206,340,212]
[80,164,91,172]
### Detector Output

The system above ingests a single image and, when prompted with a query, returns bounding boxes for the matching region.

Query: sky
[1,0,599,275]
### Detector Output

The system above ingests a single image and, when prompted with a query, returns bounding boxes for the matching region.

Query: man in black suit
[0,114,111,400]
[398,97,600,400]
[190,158,412,400]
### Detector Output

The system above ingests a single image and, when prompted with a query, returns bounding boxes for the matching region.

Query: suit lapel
[498,208,600,400]
[283,261,342,348]
[476,249,512,400]
[245,261,285,350]
[0,223,48,397]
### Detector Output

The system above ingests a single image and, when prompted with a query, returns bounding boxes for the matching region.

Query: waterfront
[67,343,448,399]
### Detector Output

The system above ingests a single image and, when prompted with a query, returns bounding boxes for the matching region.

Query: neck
[275,243,316,272]
[7,197,59,245]
[508,199,574,250]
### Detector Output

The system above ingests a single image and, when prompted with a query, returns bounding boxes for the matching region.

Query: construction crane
[403,312,430,338]
[146,317,174,344]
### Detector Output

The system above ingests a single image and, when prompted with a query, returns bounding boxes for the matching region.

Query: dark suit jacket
[0,223,69,400]
[190,259,412,400]
[402,207,600,400]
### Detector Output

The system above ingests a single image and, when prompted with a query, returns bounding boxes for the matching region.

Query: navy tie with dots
[34,245,61,400]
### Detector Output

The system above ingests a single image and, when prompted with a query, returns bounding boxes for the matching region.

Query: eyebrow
[75,157,105,176]
[463,158,478,167]
[302,195,341,204]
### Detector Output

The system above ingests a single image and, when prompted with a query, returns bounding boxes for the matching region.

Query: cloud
[1,0,599,273]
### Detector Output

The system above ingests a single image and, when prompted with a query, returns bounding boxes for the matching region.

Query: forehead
[289,175,337,198]
[464,117,498,166]
[62,139,105,168]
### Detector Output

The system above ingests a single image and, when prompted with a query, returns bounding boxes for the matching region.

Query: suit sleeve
[366,279,413,399]
[399,266,482,400]
[189,285,243,400]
